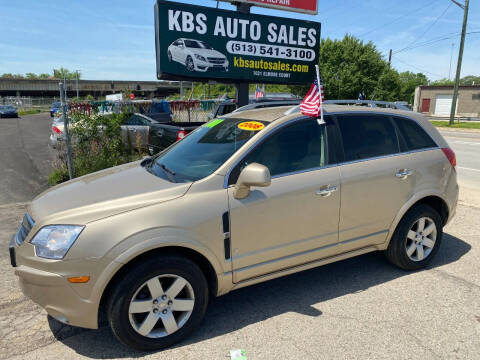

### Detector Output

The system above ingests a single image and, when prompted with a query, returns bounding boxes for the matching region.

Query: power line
[359,0,440,38]
[393,31,480,54]
[391,55,445,78]
[402,2,453,50]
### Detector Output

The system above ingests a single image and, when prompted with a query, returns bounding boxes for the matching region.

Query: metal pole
[448,43,455,80]
[449,0,469,125]
[59,82,73,180]
[76,71,79,99]
[235,3,251,107]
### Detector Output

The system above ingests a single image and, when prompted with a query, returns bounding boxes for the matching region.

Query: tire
[107,256,209,351]
[385,204,443,270]
[186,56,195,71]
[167,51,172,62]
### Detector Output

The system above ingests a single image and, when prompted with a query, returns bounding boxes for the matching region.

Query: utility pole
[448,43,455,80]
[449,0,469,125]
[388,49,392,67]
[75,70,80,99]
[59,82,73,180]
[235,3,251,107]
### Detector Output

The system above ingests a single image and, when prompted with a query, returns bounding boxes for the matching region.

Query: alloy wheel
[186,57,194,71]
[405,217,437,262]
[128,274,195,338]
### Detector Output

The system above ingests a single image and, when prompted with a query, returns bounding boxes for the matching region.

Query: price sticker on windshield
[238,121,264,131]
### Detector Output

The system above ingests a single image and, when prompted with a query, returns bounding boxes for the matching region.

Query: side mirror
[233,163,271,200]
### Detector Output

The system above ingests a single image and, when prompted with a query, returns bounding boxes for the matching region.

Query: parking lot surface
[0,114,479,359]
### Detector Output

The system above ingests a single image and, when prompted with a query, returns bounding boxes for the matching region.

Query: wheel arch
[98,245,219,327]
[384,193,449,248]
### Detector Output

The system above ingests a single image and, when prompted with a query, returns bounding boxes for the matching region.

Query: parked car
[11,105,458,351]
[167,38,229,72]
[0,105,18,118]
[50,102,61,117]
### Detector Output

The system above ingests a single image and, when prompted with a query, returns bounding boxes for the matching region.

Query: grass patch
[430,121,480,129]
[18,109,44,116]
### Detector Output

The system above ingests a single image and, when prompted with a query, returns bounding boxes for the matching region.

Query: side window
[223,104,237,114]
[126,115,146,126]
[337,115,399,161]
[231,119,328,182]
[393,117,437,151]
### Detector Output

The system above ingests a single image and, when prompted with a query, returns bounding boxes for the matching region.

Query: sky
[0,0,478,81]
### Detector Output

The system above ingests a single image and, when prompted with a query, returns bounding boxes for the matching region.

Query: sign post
[236,2,251,107]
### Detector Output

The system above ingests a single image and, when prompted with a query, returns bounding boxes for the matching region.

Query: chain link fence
[0,96,59,110]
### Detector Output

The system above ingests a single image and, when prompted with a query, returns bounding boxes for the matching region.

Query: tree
[460,75,480,85]
[374,69,401,101]
[430,78,454,86]
[288,35,388,100]
[1,73,14,78]
[25,73,38,79]
[38,73,51,79]
[398,71,428,103]
[53,68,81,80]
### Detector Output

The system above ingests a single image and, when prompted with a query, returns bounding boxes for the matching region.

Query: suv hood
[29,161,192,225]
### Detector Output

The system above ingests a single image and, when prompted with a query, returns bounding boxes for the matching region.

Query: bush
[48,111,145,185]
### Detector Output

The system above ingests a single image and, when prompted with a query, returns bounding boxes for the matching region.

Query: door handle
[316,185,338,197]
[395,169,413,179]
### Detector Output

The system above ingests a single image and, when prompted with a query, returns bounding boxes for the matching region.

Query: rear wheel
[167,50,172,62]
[107,256,209,351]
[385,204,443,270]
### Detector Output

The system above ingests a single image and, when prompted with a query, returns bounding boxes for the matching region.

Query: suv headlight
[30,225,84,259]
[194,54,206,62]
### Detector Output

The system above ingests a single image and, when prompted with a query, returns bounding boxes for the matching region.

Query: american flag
[300,77,325,117]
[255,85,264,99]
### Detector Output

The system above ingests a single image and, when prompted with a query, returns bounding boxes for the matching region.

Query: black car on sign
[0,105,19,118]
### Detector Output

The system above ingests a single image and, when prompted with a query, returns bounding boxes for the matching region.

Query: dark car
[50,102,61,117]
[0,105,18,118]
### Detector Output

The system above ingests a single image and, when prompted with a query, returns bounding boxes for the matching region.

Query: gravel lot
[0,114,478,359]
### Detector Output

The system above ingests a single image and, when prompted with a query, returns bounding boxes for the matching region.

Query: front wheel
[107,256,209,351]
[385,204,443,270]
[185,56,195,71]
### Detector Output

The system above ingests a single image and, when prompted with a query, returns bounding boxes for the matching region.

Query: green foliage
[374,69,401,101]
[18,109,43,116]
[430,78,455,86]
[430,121,480,129]
[52,68,81,80]
[460,75,480,85]
[398,72,428,103]
[49,112,143,185]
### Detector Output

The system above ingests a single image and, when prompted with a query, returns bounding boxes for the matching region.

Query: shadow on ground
[48,232,471,358]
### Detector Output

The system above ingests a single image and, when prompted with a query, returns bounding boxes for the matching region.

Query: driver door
[227,119,341,283]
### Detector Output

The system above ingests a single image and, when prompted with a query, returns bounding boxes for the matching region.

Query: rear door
[228,118,341,283]
[335,113,415,252]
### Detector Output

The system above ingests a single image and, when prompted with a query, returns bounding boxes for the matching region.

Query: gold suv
[10,105,458,350]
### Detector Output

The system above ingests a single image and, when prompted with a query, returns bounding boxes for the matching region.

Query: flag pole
[315,64,325,124]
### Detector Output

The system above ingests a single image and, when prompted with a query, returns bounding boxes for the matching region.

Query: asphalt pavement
[0,113,54,205]
[0,114,479,359]
[440,130,480,190]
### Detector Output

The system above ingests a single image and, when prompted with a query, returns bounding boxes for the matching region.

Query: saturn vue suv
[167,38,229,72]
[10,105,458,351]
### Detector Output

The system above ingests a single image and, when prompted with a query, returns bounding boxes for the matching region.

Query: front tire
[186,56,195,71]
[385,204,443,270]
[107,256,209,351]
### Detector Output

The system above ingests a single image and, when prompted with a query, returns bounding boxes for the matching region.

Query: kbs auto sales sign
[154,0,321,84]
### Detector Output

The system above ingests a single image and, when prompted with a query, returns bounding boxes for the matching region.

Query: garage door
[434,95,452,116]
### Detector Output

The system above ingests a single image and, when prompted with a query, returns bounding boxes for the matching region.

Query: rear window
[337,115,399,161]
[393,117,437,151]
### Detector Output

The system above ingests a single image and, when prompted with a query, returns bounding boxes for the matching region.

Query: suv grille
[207,57,225,64]
[16,213,34,245]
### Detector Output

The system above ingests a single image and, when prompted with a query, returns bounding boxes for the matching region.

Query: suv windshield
[148,118,268,182]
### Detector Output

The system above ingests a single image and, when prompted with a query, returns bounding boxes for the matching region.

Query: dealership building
[413,85,480,118]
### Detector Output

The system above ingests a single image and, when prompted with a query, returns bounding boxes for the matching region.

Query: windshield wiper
[158,163,176,182]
